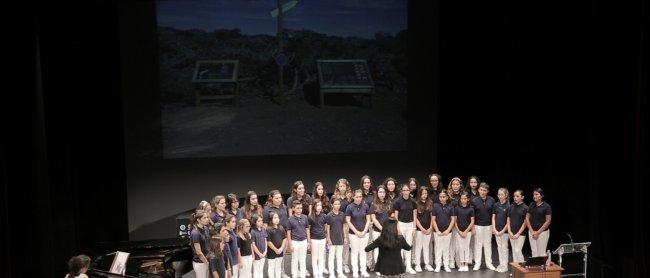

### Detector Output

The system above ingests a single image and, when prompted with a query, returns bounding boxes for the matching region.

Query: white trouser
[495,233,509,267]
[311,239,326,277]
[509,234,526,262]
[449,230,458,267]
[328,245,344,277]
[455,232,472,264]
[192,261,209,278]
[238,255,253,278]
[291,240,308,278]
[529,229,550,257]
[372,230,381,265]
[474,225,493,267]
[268,257,284,278]
[253,258,266,278]
[469,230,475,263]
[349,232,369,275]
[433,233,451,268]
[397,221,415,269]
[232,262,239,278]
[414,230,432,266]
[428,230,435,266]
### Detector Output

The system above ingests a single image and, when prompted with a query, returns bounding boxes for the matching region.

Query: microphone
[567,233,574,244]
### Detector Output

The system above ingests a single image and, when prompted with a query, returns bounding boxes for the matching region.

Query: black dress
[364,235,412,276]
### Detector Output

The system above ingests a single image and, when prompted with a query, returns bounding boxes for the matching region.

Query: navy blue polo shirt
[309,213,327,240]
[472,195,496,226]
[370,203,391,232]
[429,189,440,204]
[393,196,417,223]
[432,202,454,231]
[416,202,433,231]
[345,202,370,234]
[325,211,346,245]
[266,226,286,259]
[507,202,529,232]
[251,228,268,260]
[455,206,475,231]
[211,211,226,225]
[190,227,209,263]
[363,192,374,207]
[227,229,239,266]
[263,204,289,229]
[287,214,310,241]
[208,254,226,278]
[492,201,510,231]
[528,202,552,231]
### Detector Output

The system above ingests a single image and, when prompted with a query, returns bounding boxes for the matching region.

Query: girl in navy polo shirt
[212,195,228,225]
[191,210,211,278]
[526,188,552,257]
[208,236,226,278]
[346,190,371,278]
[467,176,480,200]
[432,189,455,273]
[408,178,419,198]
[326,198,347,278]
[227,193,244,221]
[414,186,434,272]
[446,177,463,269]
[267,212,287,278]
[492,188,510,273]
[332,178,352,274]
[225,215,240,278]
[394,183,417,274]
[359,175,375,272]
[309,200,328,278]
[250,216,267,278]
[507,189,528,263]
[454,192,474,272]
[370,185,391,274]
[287,200,310,278]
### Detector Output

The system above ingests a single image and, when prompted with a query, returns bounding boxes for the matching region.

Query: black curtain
[2,1,128,277]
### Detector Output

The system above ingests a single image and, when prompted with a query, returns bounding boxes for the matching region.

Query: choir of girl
[184,175,552,278]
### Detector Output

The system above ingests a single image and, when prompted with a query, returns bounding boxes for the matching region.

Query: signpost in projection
[270,0,298,99]
[316,59,375,108]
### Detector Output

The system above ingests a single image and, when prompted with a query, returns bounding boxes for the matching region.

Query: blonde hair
[334,178,352,201]
[498,187,510,204]
[236,218,251,240]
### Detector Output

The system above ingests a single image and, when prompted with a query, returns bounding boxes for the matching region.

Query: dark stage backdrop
[1,0,647,278]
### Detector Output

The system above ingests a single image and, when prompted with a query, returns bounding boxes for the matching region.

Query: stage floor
[183,244,511,278]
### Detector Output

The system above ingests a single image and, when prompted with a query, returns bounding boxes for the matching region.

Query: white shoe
[406,267,416,275]
[361,272,370,277]
[444,267,451,272]
[375,272,380,276]
[344,266,350,274]
[449,263,456,269]
[284,274,291,278]
[329,275,335,278]
[473,265,480,271]
[487,264,496,271]
[434,266,440,273]
[414,265,422,272]
[337,274,346,278]
[323,269,329,275]
[352,273,359,278]
[424,265,434,272]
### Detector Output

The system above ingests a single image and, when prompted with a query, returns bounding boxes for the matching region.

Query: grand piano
[87,238,192,278]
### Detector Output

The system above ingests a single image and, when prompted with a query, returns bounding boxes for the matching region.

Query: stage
[183,244,511,278]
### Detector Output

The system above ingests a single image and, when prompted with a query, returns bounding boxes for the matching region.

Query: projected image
[157,0,408,158]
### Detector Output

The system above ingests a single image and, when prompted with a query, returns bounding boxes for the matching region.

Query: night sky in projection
[156,0,407,38]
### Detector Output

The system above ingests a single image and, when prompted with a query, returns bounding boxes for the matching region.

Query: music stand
[553,242,591,278]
